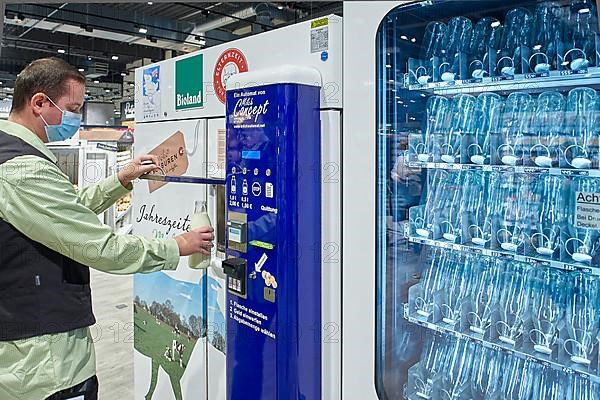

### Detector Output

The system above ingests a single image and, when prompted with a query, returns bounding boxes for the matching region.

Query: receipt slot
[224,66,322,400]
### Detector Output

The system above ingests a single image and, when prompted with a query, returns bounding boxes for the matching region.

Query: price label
[538,260,551,267]
[464,78,483,84]
[490,75,513,82]
[562,263,577,271]
[559,69,586,76]
[524,167,548,174]
[524,72,549,79]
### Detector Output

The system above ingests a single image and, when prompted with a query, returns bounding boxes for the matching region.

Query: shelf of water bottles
[408,232,598,276]
[406,28,600,96]
[407,176,600,276]
[403,333,600,400]
[403,304,600,387]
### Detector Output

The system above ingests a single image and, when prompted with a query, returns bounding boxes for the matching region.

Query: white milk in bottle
[189,201,212,269]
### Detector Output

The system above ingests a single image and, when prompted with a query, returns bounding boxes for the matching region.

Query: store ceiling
[0,2,342,103]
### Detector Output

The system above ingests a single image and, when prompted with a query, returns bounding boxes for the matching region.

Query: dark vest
[0,130,95,341]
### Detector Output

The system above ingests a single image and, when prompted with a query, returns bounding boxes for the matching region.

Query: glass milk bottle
[189,201,212,269]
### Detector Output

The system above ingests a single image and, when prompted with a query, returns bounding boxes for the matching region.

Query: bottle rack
[401,48,600,400]
[402,299,600,384]
[406,161,600,178]
[406,33,600,91]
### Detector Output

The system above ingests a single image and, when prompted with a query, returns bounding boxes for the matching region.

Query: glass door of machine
[376,1,600,399]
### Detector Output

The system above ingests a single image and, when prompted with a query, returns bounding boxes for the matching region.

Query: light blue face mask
[40,96,82,142]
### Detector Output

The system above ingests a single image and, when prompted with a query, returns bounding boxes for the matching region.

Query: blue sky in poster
[134,272,225,336]
[134,272,203,322]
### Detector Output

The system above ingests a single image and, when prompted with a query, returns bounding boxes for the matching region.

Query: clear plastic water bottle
[497,92,534,166]
[440,94,476,164]
[436,171,464,242]
[530,174,566,257]
[563,87,597,169]
[526,267,566,354]
[528,91,565,167]
[415,169,447,238]
[418,96,450,162]
[462,170,492,245]
[564,271,600,365]
[497,261,531,345]
[466,256,500,335]
[468,93,504,165]
[495,173,529,252]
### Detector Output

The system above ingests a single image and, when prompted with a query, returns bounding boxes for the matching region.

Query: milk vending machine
[343,1,600,399]
[132,16,342,400]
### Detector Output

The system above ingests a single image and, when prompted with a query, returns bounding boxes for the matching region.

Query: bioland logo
[175,54,203,110]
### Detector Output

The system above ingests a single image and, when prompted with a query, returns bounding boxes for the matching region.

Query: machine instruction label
[575,191,600,230]
[310,18,329,53]
[230,300,276,339]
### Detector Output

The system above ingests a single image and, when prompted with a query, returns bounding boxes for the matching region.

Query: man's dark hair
[11,57,86,113]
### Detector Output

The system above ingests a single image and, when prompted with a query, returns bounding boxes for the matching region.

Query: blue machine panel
[225,82,322,400]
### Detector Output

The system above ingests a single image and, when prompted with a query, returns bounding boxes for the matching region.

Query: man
[0,57,214,400]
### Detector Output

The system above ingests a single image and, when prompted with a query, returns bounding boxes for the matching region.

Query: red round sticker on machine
[213,48,249,104]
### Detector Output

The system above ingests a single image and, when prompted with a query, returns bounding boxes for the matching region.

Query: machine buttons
[223,257,247,298]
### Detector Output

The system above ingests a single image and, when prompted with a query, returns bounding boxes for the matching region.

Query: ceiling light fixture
[278,5,284,10]
[94,80,100,84]
[121,72,127,77]
[138,27,148,34]
[111,55,119,61]
[88,56,92,61]
[400,35,408,40]
[78,68,84,72]
[105,89,111,93]
[57,49,66,54]
[147,1,153,4]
